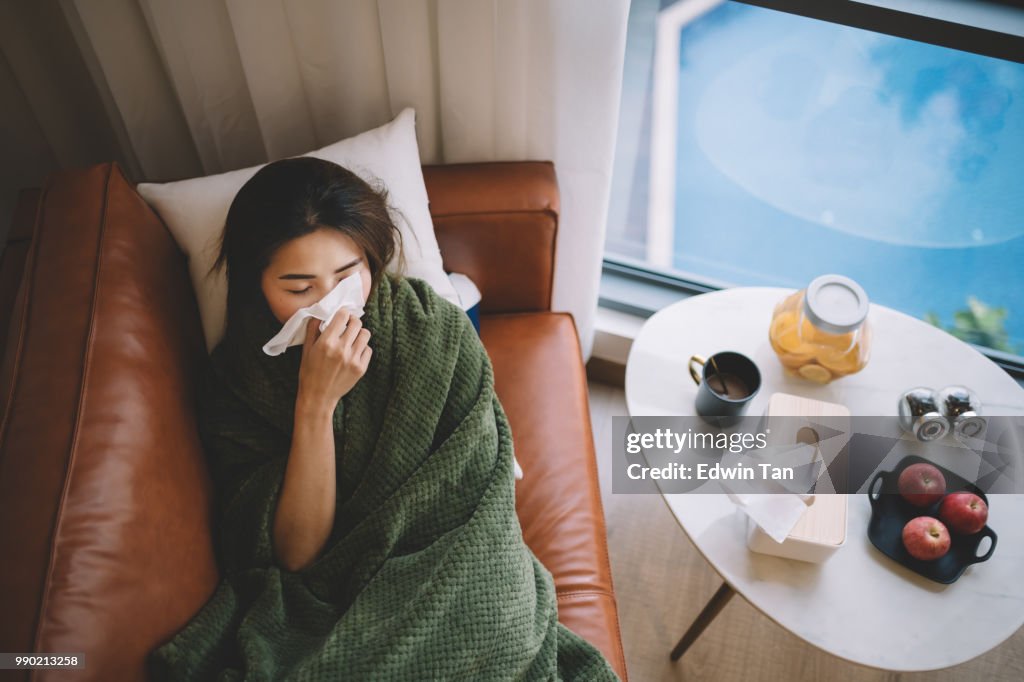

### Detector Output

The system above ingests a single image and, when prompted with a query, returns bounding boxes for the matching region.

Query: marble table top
[625,287,1024,672]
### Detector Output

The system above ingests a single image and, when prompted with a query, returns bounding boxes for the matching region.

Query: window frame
[602,0,1024,379]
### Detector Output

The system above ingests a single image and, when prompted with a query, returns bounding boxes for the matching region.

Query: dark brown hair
[209,156,405,335]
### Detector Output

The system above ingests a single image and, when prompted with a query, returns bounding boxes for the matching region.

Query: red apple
[898,463,946,507]
[902,516,951,561]
[939,492,989,534]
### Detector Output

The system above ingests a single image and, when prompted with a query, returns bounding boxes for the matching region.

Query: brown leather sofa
[0,161,628,681]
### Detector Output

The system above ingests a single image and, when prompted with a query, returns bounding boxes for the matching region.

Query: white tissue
[262,273,366,356]
[727,492,814,543]
[722,441,819,543]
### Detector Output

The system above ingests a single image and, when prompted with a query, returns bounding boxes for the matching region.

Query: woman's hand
[296,309,372,413]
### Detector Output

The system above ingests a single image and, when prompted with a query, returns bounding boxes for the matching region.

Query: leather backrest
[423,162,558,313]
[0,163,218,681]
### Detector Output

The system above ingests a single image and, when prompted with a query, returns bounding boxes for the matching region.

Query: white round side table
[625,287,1024,672]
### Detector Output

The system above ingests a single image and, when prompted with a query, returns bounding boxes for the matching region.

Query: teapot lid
[804,274,869,335]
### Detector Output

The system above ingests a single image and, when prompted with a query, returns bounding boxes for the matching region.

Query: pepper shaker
[936,385,986,441]
[898,387,949,441]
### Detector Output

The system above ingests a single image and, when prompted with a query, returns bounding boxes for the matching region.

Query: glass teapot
[768,274,872,384]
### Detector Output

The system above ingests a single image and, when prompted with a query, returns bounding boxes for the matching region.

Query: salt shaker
[936,385,986,441]
[898,387,949,441]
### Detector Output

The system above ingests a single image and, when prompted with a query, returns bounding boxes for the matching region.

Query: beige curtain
[0,0,629,360]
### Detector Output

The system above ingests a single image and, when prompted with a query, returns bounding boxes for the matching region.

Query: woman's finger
[340,315,363,347]
[322,309,351,339]
[352,328,370,353]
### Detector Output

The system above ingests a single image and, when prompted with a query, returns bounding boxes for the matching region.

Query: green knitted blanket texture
[147,273,619,681]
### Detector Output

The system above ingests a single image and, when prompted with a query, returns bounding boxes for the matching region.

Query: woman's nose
[315,277,341,297]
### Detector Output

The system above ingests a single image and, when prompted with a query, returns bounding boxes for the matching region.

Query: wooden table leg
[670,581,735,661]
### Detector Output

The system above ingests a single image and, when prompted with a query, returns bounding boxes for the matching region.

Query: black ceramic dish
[867,455,997,584]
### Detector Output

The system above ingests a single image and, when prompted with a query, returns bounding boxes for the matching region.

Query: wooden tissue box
[746,393,851,563]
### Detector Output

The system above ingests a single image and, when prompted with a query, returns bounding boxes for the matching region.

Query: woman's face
[260,227,372,324]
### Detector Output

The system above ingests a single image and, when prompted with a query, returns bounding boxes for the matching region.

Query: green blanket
[147,273,620,681]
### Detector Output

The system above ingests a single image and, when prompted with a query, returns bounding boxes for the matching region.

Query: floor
[586,379,1024,682]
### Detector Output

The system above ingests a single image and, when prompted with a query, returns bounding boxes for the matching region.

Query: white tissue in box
[744,392,851,563]
[746,494,848,563]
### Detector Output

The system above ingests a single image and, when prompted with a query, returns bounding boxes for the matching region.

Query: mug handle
[688,355,705,386]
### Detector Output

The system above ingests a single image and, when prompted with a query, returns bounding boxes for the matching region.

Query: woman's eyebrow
[279,257,362,280]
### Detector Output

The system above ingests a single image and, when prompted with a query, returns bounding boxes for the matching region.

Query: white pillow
[137,107,459,353]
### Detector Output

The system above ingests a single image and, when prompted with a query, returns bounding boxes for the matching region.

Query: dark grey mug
[688,351,762,426]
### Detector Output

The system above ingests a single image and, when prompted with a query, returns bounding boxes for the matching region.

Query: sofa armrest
[0,162,218,680]
[423,162,558,314]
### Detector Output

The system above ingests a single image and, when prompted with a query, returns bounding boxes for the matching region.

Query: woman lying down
[147,157,619,681]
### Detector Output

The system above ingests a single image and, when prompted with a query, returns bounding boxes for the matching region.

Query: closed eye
[288,287,313,295]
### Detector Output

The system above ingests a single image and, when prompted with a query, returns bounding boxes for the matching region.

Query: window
[606,0,1024,362]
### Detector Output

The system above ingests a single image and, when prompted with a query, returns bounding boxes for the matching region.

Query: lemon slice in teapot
[771,311,812,354]
[819,345,862,375]
[798,363,832,383]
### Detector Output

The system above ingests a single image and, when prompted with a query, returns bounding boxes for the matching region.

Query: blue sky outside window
[671,2,1024,352]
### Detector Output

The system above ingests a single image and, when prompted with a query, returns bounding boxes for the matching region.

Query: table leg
[670,581,735,661]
